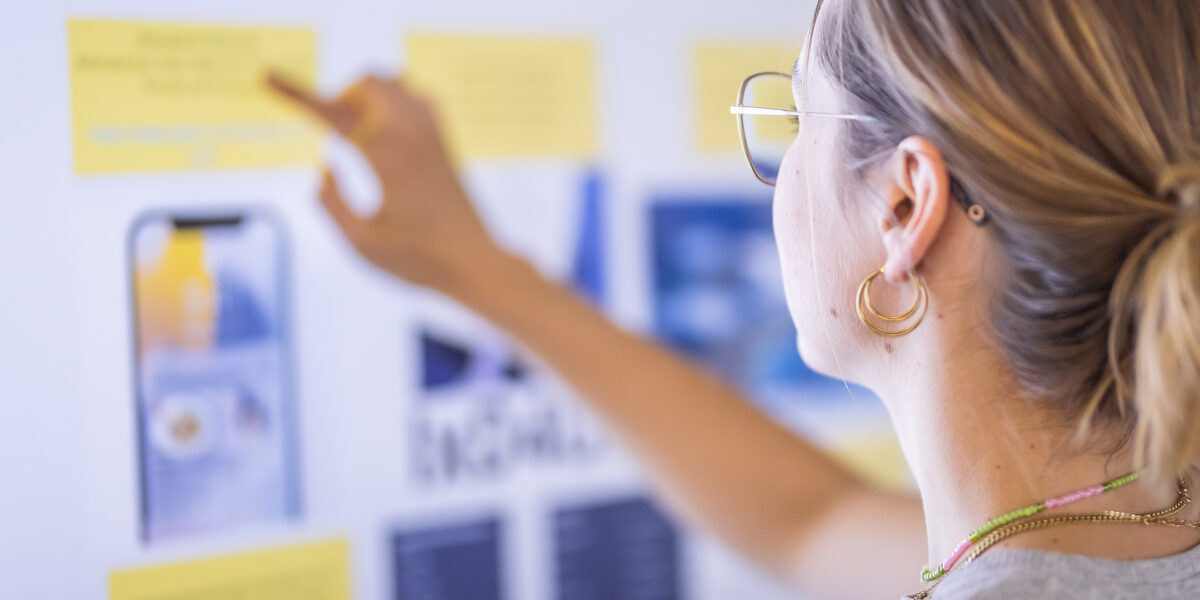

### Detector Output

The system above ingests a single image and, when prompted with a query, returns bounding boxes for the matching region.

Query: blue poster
[409,172,610,486]
[651,199,863,413]
[391,517,503,600]
[553,496,680,600]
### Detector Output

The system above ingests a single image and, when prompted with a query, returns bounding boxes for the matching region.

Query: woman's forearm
[269,73,925,599]
[445,250,863,572]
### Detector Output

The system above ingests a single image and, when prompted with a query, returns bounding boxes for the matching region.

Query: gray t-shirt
[905,542,1200,599]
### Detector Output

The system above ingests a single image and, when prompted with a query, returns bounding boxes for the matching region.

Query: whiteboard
[0,1,879,599]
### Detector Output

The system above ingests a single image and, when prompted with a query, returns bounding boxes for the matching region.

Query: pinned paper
[68,20,320,174]
[404,33,597,160]
[110,539,351,600]
[693,42,802,151]
[829,434,913,492]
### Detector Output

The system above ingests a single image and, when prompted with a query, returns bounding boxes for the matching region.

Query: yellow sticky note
[68,20,321,174]
[828,433,914,492]
[110,539,351,600]
[693,42,802,151]
[404,33,597,160]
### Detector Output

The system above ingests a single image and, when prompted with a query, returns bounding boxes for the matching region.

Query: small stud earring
[967,204,988,226]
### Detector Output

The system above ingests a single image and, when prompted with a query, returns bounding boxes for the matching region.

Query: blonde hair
[813,0,1200,481]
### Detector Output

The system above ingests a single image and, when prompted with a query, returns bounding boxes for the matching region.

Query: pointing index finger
[265,71,355,135]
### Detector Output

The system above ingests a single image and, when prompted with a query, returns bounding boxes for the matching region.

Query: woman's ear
[879,136,950,283]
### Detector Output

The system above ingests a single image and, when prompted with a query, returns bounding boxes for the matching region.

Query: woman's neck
[875,318,1184,569]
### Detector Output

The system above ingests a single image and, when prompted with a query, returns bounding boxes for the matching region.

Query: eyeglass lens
[740,73,797,185]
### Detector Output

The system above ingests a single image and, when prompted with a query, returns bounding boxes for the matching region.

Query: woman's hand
[267,72,509,295]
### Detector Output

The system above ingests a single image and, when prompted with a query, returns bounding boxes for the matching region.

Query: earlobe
[879,137,951,283]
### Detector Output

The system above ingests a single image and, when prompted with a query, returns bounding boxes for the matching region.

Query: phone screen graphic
[130,213,300,543]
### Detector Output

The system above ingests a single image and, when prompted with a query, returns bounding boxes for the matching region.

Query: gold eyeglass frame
[730,71,878,186]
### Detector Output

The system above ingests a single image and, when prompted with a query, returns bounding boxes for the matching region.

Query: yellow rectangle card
[693,41,802,152]
[68,20,321,174]
[828,433,913,492]
[109,538,352,600]
[404,33,597,161]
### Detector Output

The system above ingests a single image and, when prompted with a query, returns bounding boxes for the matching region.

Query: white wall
[0,1,827,598]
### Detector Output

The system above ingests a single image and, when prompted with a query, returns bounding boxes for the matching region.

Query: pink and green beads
[920,470,1143,583]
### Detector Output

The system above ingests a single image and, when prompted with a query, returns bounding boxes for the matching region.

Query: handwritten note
[693,41,801,151]
[68,20,320,174]
[404,33,597,160]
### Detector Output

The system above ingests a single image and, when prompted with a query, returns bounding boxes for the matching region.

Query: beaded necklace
[920,470,1143,582]
[908,473,1200,600]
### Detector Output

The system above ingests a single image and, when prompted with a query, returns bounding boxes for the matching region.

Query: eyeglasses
[730,72,877,186]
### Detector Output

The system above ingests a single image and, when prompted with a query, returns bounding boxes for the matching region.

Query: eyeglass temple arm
[729,105,877,122]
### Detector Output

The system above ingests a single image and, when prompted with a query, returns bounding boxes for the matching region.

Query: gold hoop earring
[855,267,928,337]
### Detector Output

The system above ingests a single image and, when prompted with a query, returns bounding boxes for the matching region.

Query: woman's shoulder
[908,542,1200,599]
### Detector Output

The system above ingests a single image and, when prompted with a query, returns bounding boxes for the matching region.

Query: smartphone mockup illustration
[129,211,301,543]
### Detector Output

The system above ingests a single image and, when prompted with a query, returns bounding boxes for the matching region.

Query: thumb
[319,167,366,242]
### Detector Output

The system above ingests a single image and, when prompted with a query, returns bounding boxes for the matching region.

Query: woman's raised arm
[268,73,927,599]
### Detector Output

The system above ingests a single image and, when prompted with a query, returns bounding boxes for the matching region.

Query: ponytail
[1110,164,1200,481]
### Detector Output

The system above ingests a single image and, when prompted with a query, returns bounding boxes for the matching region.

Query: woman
[269,0,1200,597]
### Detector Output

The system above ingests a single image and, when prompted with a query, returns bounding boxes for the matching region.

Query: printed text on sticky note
[693,42,801,152]
[405,33,597,160]
[68,20,320,174]
[110,538,351,600]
